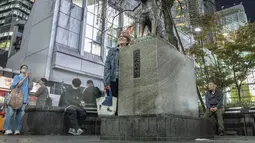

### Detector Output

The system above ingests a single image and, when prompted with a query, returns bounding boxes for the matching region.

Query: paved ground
[0,136,255,143]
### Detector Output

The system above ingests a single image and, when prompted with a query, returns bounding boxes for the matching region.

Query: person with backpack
[4,64,32,135]
[33,78,50,107]
[59,78,86,135]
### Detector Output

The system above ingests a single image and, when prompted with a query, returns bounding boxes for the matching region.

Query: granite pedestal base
[119,37,198,117]
[21,106,100,135]
[100,114,214,141]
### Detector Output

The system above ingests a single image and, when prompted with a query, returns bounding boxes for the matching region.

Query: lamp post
[194,27,208,113]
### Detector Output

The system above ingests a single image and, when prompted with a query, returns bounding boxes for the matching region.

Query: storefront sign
[0,76,13,89]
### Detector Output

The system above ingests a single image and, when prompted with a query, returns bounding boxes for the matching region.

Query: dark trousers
[204,108,224,133]
[109,79,118,115]
[65,106,86,130]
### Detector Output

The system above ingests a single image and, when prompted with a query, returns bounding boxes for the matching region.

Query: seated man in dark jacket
[59,78,86,135]
[204,81,224,136]
[82,80,102,108]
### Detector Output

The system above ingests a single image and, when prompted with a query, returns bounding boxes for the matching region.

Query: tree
[231,83,252,103]
[187,14,234,94]
[215,23,255,102]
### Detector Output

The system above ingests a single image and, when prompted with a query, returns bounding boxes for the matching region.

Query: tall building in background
[217,3,248,33]
[0,0,34,67]
[171,0,216,49]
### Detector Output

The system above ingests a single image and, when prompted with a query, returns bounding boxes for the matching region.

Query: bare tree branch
[102,2,141,35]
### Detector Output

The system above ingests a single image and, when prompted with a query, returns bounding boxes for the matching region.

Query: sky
[215,0,255,22]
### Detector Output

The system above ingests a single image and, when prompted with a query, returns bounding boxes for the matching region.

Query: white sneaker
[14,130,20,135]
[76,128,84,135]
[68,128,76,135]
[4,130,13,135]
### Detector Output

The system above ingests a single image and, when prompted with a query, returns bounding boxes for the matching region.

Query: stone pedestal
[119,38,198,117]
[100,114,214,141]
[100,38,214,141]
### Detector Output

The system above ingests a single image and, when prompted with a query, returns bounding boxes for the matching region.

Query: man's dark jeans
[109,79,118,115]
[65,105,86,130]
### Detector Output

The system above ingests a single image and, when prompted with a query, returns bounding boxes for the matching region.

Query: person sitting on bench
[59,78,86,135]
[204,81,224,136]
[82,80,102,108]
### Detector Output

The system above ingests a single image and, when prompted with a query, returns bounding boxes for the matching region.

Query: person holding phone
[4,65,33,135]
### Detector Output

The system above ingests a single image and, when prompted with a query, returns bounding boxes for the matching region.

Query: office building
[6,0,137,92]
[217,3,248,33]
[0,0,34,67]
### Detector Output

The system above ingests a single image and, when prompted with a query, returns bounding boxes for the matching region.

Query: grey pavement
[0,136,255,143]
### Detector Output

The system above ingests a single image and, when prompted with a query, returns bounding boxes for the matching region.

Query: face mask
[21,69,26,73]
[72,85,79,89]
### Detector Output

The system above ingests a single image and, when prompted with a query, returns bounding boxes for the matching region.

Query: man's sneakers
[4,130,13,135]
[14,130,21,135]
[4,130,21,135]
[68,128,84,135]
[219,131,224,136]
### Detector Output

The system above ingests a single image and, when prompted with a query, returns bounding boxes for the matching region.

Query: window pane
[123,14,134,27]
[84,38,92,53]
[92,43,101,56]
[94,16,102,29]
[86,12,94,26]
[85,25,93,39]
[87,0,95,12]
[107,6,119,25]
[94,0,103,16]
[107,26,117,37]
[93,28,102,43]
[72,0,83,7]
[107,35,117,47]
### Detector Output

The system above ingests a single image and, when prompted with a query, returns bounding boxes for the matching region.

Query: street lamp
[194,27,202,32]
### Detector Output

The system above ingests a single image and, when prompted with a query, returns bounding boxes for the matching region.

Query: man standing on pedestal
[103,30,131,115]
[204,82,224,136]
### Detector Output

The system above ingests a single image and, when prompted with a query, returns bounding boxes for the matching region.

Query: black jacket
[59,86,83,107]
[82,86,102,107]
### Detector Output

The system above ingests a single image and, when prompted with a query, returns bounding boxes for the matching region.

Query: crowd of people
[2,30,224,136]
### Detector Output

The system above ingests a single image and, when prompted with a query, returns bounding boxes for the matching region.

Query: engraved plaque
[133,49,140,78]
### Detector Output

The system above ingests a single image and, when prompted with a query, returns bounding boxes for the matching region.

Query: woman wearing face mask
[33,78,49,107]
[4,65,32,135]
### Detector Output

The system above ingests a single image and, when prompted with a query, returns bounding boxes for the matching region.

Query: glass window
[123,14,134,27]
[86,12,94,26]
[93,28,101,43]
[84,0,103,56]
[91,43,101,55]
[87,0,95,12]
[84,38,92,53]
[86,25,93,39]
[72,0,83,7]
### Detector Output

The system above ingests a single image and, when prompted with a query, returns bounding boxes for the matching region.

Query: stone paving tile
[0,136,254,143]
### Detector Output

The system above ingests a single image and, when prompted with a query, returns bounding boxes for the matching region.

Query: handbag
[96,89,117,116]
[7,87,24,109]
